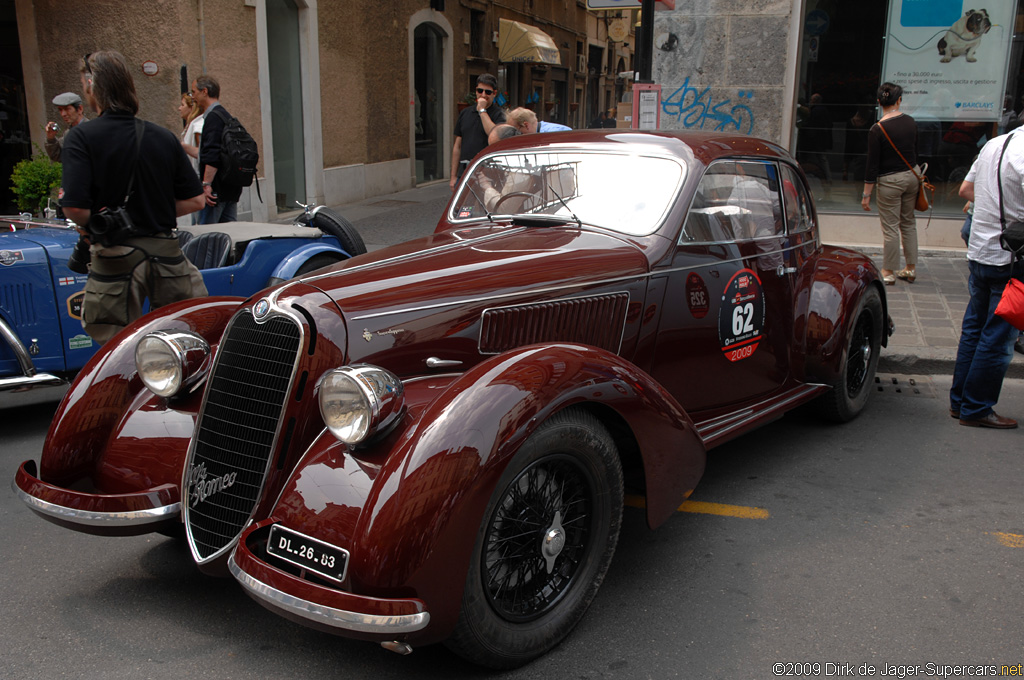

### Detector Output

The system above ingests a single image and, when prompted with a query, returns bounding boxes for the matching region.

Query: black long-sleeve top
[865,113,918,182]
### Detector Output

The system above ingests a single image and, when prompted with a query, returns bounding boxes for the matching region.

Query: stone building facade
[6,0,635,220]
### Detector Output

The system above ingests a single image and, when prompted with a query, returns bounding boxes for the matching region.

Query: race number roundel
[717,268,765,362]
[686,273,709,319]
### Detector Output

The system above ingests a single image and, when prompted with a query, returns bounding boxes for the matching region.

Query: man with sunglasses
[450,74,506,190]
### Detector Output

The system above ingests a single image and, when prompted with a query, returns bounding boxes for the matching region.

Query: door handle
[776,265,797,276]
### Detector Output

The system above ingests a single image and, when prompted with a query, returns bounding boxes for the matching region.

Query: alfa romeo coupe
[14,131,889,668]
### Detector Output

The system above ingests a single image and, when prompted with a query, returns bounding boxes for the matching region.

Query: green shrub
[10,151,62,215]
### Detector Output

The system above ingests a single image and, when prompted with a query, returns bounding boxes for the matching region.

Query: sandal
[883,274,896,285]
[896,268,916,283]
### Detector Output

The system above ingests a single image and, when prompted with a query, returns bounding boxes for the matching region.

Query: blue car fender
[268,243,347,282]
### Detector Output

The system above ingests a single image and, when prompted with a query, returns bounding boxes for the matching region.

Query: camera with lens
[66,236,91,274]
[88,206,138,247]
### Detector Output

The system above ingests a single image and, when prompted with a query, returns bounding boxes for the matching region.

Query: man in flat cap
[45,92,87,162]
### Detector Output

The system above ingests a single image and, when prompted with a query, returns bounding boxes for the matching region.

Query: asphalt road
[3,374,1023,679]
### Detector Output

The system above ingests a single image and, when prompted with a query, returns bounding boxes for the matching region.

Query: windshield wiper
[547,185,582,228]
[464,182,494,222]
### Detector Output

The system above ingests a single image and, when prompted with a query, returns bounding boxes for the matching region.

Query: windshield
[451,151,686,236]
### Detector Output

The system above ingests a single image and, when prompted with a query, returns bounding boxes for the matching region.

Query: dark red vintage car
[14,131,889,668]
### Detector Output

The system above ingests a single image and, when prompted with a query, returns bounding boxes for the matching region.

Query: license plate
[267,524,349,583]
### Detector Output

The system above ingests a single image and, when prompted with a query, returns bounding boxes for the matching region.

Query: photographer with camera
[61,50,207,344]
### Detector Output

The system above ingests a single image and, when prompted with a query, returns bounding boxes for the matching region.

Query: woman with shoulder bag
[861,82,921,285]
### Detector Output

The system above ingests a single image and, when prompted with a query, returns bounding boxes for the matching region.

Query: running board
[694,383,829,449]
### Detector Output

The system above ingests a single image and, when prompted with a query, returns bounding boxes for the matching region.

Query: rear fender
[800,247,887,385]
[270,343,705,643]
[37,296,242,488]
[268,242,346,282]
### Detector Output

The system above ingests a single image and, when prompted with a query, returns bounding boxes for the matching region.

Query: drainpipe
[198,0,208,73]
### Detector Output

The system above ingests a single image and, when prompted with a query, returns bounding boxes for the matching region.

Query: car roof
[482,129,791,167]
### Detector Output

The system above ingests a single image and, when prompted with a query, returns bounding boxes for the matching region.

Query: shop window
[794,0,1024,217]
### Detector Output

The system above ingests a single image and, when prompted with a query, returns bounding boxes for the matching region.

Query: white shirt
[182,114,205,176]
[965,132,1024,266]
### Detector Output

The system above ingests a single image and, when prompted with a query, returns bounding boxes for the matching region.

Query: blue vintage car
[0,207,364,407]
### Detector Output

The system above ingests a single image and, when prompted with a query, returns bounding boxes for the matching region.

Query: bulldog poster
[880,1,1013,121]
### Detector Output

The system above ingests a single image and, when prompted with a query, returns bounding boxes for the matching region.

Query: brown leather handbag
[878,121,934,213]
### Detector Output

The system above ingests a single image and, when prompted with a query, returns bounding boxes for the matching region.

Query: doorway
[414,23,445,183]
[266,0,306,212]
[0,0,29,213]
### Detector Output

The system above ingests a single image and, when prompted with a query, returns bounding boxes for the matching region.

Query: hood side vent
[479,293,629,355]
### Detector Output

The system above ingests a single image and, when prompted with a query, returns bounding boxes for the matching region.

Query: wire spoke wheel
[446,407,623,668]
[845,307,874,398]
[816,287,883,422]
[483,455,593,622]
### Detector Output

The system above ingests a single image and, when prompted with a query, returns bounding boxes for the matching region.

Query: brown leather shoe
[949,408,959,419]
[959,411,1018,429]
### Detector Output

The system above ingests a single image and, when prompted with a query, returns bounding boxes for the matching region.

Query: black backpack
[212,107,258,188]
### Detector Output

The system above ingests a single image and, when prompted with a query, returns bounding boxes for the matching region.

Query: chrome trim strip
[0,372,66,393]
[696,383,827,442]
[12,481,181,527]
[300,227,529,287]
[350,242,810,322]
[229,554,430,634]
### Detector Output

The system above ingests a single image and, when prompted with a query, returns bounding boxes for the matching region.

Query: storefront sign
[880,0,1013,121]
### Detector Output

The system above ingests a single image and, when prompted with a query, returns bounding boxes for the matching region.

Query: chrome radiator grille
[185,312,300,562]
[479,293,629,354]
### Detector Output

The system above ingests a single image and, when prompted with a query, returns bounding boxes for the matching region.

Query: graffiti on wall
[662,77,755,134]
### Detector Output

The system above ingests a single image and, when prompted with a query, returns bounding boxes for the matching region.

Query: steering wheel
[493,191,536,212]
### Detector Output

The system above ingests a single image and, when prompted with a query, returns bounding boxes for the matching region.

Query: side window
[781,164,814,234]
[681,160,784,244]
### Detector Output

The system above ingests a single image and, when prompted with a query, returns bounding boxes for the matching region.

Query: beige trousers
[876,168,919,272]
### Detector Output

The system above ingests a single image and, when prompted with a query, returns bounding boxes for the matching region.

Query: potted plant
[10,150,62,217]
[458,92,477,112]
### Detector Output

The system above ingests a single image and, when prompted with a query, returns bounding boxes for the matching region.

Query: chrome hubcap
[541,510,565,574]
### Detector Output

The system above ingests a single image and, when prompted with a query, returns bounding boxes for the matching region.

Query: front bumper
[13,460,181,536]
[230,520,430,642]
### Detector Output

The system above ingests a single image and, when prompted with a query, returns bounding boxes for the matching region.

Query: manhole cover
[873,373,937,398]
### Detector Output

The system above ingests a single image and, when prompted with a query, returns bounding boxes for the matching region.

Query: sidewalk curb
[879,352,1024,380]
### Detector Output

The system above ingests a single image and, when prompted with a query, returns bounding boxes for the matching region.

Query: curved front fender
[36,296,242,489]
[268,343,704,643]
[268,243,347,282]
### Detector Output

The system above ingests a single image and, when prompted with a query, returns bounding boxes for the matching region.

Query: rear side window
[781,164,815,234]
[681,160,784,244]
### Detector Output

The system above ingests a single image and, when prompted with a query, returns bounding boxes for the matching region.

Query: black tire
[816,287,883,422]
[445,407,623,669]
[266,252,345,286]
[309,207,366,256]
[293,252,344,277]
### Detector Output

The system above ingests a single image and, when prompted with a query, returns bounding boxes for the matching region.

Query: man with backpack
[192,75,258,223]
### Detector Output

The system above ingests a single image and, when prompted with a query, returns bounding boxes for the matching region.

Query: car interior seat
[176,230,195,249]
[182,231,232,269]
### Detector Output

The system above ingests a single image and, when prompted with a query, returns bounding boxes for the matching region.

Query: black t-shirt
[865,113,919,182]
[454,103,507,164]
[61,111,203,233]
[198,102,243,202]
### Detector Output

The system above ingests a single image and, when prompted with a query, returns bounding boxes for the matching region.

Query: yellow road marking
[625,494,770,519]
[990,532,1024,548]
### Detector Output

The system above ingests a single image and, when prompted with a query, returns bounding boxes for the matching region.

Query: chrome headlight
[135,330,211,398]
[317,365,405,445]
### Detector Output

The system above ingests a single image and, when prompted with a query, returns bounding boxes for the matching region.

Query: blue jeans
[950,259,1024,419]
[198,199,238,224]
